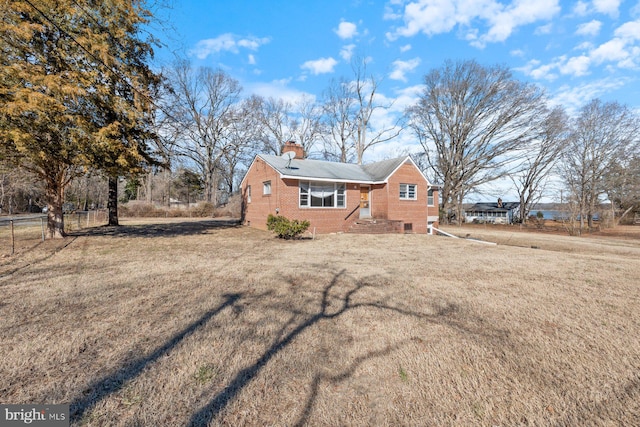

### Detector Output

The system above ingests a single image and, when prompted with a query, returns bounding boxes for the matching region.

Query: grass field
[1,218,639,426]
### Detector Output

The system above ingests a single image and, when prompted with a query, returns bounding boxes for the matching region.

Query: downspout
[427,190,430,235]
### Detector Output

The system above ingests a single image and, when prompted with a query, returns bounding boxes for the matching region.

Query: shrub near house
[266,214,310,239]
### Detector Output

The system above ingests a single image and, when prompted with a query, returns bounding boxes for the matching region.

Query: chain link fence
[0,210,107,256]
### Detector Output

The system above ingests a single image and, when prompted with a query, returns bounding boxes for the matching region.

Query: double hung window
[400,183,417,200]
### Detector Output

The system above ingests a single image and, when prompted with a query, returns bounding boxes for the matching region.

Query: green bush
[266,214,310,240]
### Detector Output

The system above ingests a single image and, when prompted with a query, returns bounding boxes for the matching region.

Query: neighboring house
[241,142,439,234]
[464,199,520,224]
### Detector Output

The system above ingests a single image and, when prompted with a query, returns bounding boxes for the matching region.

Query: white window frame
[399,183,417,200]
[263,181,271,195]
[299,181,346,208]
[247,185,251,203]
[427,188,435,206]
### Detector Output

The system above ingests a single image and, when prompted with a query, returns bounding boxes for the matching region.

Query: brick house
[240,142,439,234]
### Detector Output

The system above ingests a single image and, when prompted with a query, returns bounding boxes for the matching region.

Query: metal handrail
[344,204,360,221]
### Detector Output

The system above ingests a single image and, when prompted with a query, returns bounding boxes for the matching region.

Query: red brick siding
[386,162,429,233]
[242,158,282,230]
[242,157,439,234]
[370,184,388,219]
[243,159,361,233]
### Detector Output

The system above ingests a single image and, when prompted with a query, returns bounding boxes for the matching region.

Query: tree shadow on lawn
[71,218,241,239]
[69,293,243,423]
[67,268,514,425]
[187,269,514,426]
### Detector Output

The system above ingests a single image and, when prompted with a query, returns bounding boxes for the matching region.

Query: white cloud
[535,23,553,35]
[389,58,421,82]
[392,84,424,111]
[550,78,628,114]
[519,55,591,80]
[593,0,621,17]
[248,54,256,65]
[521,19,640,80]
[591,38,629,64]
[575,20,602,37]
[340,44,356,61]
[615,20,640,40]
[384,5,402,21]
[617,47,640,68]
[301,57,338,75]
[190,34,270,59]
[510,48,526,57]
[528,61,559,80]
[386,0,560,48]
[560,55,592,75]
[480,0,561,46]
[335,21,358,39]
[400,44,412,52]
[575,41,595,51]
[573,1,589,16]
[244,79,315,105]
[572,0,621,18]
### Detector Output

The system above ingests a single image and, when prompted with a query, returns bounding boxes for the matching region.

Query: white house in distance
[464,199,520,224]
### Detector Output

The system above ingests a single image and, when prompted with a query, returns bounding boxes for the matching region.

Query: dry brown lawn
[1,218,639,426]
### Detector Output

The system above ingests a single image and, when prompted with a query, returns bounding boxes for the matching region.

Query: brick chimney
[282,141,305,159]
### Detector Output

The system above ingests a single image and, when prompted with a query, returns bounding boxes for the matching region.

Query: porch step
[348,219,404,234]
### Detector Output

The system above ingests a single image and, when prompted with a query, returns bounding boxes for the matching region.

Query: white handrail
[431,226,497,245]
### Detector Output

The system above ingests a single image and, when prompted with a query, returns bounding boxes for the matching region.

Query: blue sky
[151,0,640,172]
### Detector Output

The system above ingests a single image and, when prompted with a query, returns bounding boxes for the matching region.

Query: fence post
[10,220,15,255]
[41,217,45,241]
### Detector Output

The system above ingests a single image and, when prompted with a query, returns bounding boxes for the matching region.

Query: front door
[359,186,370,218]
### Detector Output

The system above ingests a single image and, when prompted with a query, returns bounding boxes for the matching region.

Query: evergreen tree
[0,0,160,236]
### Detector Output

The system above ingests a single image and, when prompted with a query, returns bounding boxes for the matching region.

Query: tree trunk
[45,175,66,239]
[519,193,527,227]
[108,176,119,226]
[146,171,153,203]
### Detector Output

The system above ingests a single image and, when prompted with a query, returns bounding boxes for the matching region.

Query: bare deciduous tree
[289,95,324,158]
[351,56,403,165]
[164,61,242,204]
[219,97,262,198]
[321,77,357,162]
[407,59,545,224]
[604,152,640,224]
[560,99,639,230]
[512,106,568,224]
[253,96,292,156]
[0,165,43,214]
[320,57,403,164]
[253,95,322,158]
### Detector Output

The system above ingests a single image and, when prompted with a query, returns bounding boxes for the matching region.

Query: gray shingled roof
[258,154,412,183]
[466,202,520,212]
